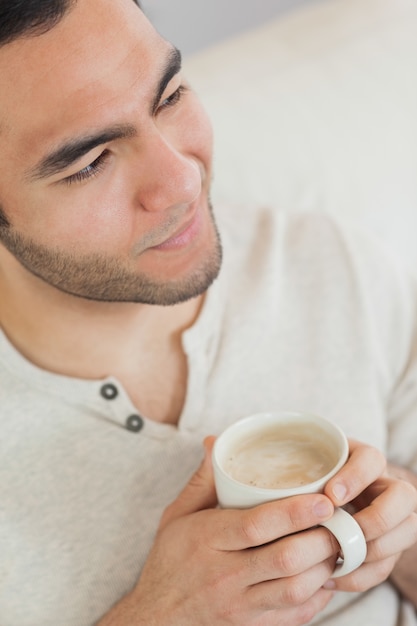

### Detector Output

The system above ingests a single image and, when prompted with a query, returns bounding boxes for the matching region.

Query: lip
[151,205,203,252]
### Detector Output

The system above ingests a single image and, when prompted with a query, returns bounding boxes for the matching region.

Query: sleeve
[319,212,417,472]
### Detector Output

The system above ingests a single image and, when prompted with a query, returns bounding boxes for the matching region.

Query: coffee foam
[223,423,338,489]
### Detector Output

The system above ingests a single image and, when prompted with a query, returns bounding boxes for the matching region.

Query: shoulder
[217,204,417,363]
[218,203,414,298]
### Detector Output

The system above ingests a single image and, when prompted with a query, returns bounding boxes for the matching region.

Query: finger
[323,493,417,593]
[248,559,336,612]
[273,588,335,626]
[324,555,397,593]
[261,588,335,626]
[353,473,417,516]
[354,478,417,542]
[324,440,386,506]
[242,526,340,585]
[365,512,417,563]
[159,437,218,529]
[212,583,334,626]
[210,495,334,551]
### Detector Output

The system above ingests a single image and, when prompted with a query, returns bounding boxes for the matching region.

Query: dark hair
[0,0,141,229]
[0,0,141,46]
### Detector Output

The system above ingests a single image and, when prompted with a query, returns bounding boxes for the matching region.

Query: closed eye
[158,85,188,112]
[63,149,111,186]
[60,86,187,186]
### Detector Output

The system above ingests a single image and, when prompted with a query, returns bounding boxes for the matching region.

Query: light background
[140,0,314,55]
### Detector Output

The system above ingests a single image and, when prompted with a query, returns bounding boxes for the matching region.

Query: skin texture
[0,1,416,624]
[98,439,417,625]
[0,0,221,422]
[0,5,221,305]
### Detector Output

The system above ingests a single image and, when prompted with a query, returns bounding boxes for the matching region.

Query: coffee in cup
[223,422,339,489]
[212,411,367,578]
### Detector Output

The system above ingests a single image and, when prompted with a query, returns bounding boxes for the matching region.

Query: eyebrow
[28,46,183,181]
[151,46,182,114]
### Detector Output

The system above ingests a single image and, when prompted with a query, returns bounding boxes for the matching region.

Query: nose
[133,128,202,213]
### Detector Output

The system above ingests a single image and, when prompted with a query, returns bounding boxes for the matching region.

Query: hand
[322,440,417,593]
[124,437,339,626]
[388,463,417,607]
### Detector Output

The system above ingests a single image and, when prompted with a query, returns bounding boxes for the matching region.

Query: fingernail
[332,483,347,502]
[314,499,333,518]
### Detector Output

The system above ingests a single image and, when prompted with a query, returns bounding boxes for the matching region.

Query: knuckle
[240,509,265,545]
[242,511,261,546]
[281,578,310,606]
[272,540,302,576]
[286,505,308,533]
[286,497,321,533]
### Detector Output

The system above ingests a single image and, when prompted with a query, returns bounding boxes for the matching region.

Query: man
[0,1,416,625]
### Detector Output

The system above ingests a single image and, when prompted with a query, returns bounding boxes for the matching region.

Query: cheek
[8,182,134,255]
[49,185,134,250]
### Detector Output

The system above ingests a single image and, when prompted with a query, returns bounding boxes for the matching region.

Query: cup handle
[319,507,367,578]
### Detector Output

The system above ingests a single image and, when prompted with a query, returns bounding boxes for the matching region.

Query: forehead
[0,0,168,169]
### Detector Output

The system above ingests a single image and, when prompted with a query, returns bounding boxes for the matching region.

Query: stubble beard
[0,200,223,305]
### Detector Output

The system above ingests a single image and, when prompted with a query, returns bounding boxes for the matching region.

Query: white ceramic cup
[212,412,367,578]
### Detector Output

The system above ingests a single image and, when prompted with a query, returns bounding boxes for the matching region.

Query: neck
[0,248,202,381]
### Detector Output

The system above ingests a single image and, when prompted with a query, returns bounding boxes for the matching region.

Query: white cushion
[184,0,417,271]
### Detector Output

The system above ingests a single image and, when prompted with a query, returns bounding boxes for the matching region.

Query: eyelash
[63,84,188,186]
[64,150,110,186]
[159,84,188,110]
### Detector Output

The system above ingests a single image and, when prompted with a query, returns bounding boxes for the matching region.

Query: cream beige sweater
[0,205,416,625]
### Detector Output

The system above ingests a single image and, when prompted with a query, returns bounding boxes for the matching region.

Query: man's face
[0,0,221,304]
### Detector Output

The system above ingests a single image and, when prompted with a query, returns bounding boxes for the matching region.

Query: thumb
[159,436,218,530]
